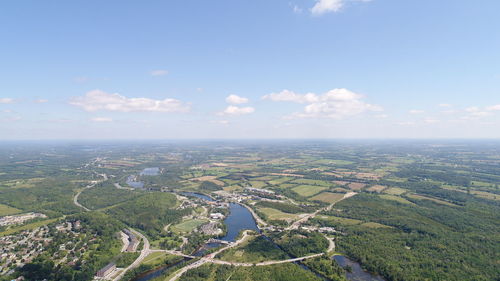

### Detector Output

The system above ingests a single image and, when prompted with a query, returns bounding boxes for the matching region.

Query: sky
[1,0,499,140]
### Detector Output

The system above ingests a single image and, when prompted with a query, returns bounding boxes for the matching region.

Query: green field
[0,218,59,237]
[292,179,331,187]
[406,194,458,206]
[470,190,500,201]
[0,203,21,216]
[170,219,208,233]
[316,215,362,226]
[383,187,408,195]
[292,185,328,197]
[379,194,415,205]
[268,177,293,185]
[309,192,344,204]
[360,222,392,228]
[259,208,300,221]
[249,181,268,189]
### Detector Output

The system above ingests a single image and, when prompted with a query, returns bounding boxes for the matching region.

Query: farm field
[379,194,415,205]
[258,208,301,221]
[309,192,344,204]
[0,204,21,216]
[292,185,328,197]
[383,187,408,195]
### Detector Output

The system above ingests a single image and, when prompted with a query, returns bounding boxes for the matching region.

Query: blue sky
[1,0,499,139]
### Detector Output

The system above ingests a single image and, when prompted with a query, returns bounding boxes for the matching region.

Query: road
[167,231,324,280]
[73,173,108,211]
[112,229,151,281]
[287,192,357,230]
[240,204,268,227]
[326,236,335,253]
[73,189,90,211]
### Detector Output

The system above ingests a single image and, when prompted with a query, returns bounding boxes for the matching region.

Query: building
[96,263,116,277]
[210,213,224,220]
[123,229,139,252]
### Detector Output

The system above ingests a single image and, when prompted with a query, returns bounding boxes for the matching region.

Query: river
[333,255,386,281]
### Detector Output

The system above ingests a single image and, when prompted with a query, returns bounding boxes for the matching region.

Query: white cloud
[0,98,14,104]
[409,109,424,114]
[218,105,255,116]
[311,0,371,15]
[263,89,318,103]
[34,99,48,103]
[486,104,500,111]
[263,88,382,119]
[462,106,492,120]
[311,0,344,15]
[70,90,190,113]
[150,70,169,76]
[225,94,249,105]
[91,117,113,122]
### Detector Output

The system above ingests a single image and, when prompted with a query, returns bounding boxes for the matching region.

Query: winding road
[287,191,357,230]
[112,229,151,281]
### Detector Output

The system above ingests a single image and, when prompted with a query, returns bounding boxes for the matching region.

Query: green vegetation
[0,203,21,216]
[273,230,328,257]
[170,219,208,234]
[179,263,322,281]
[78,183,141,210]
[382,187,407,195]
[332,194,500,281]
[217,235,289,263]
[292,185,328,197]
[258,207,299,221]
[106,193,190,239]
[15,212,124,281]
[379,194,415,205]
[302,256,346,281]
[310,192,344,203]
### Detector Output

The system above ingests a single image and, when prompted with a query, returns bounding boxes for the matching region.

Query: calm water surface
[334,255,386,281]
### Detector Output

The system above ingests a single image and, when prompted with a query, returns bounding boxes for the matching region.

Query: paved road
[73,188,90,211]
[287,192,357,230]
[73,173,108,211]
[112,229,150,281]
[167,231,324,280]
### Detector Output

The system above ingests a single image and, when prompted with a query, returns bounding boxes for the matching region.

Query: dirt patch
[367,185,386,193]
[348,182,366,190]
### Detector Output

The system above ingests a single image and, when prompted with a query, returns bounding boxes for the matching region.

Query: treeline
[273,230,328,258]
[394,168,470,186]
[179,263,322,281]
[0,178,82,216]
[79,183,141,210]
[105,192,190,239]
[302,256,346,281]
[332,194,500,281]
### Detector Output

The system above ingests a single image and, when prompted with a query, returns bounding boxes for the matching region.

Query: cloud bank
[70,90,190,113]
[263,88,382,119]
